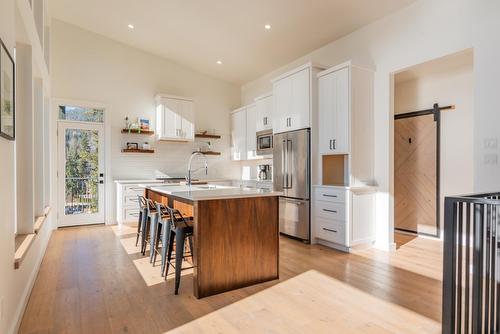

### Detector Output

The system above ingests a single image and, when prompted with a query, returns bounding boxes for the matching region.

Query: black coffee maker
[258,164,272,181]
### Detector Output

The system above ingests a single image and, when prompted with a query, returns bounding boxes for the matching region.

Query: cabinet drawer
[124,185,145,195]
[124,195,141,207]
[315,219,345,245]
[314,201,346,221]
[314,187,346,203]
[124,208,140,222]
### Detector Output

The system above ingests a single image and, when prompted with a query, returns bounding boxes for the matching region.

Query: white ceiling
[49,0,416,84]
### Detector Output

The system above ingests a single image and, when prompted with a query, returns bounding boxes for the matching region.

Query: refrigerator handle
[282,139,287,188]
[287,139,292,189]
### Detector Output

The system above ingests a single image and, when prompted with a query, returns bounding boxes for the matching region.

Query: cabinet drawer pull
[322,194,337,198]
[323,228,337,233]
[323,209,337,213]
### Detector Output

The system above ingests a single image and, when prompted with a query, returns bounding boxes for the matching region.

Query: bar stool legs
[140,207,149,255]
[135,209,142,247]
[174,228,186,295]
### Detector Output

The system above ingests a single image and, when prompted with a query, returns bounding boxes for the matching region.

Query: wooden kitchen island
[144,185,281,298]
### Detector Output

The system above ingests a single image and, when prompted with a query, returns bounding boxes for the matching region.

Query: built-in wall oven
[256,129,273,155]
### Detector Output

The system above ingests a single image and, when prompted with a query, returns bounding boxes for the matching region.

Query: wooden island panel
[145,189,194,217]
[145,188,279,298]
[194,196,279,298]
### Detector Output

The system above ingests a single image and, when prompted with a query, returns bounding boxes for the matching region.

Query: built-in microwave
[256,129,273,155]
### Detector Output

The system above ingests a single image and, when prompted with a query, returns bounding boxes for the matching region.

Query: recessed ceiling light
[217,60,222,65]
[264,24,271,30]
[128,24,135,29]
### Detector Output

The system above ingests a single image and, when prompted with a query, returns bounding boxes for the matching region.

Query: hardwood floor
[18,225,442,333]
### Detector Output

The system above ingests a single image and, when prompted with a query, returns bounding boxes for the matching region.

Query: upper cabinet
[156,94,195,141]
[255,93,273,132]
[271,63,324,134]
[317,61,374,185]
[318,66,349,154]
[231,104,262,161]
[246,104,259,160]
[231,107,247,161]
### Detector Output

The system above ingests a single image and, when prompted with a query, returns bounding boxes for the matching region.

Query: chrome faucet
[186,152,208,186]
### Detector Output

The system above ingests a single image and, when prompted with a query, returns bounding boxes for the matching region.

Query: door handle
[287,139,292,189]
[329,140,332,150]
[333,139,336,150]
[282,139,287,188]
[322,194,337,198]
[323,209,337,213]
[323,227,338,233]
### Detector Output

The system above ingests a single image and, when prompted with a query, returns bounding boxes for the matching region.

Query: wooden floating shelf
[122,149,155,154]
[195,134,221,139]
[193,151,221,156]
[121,129,155,135]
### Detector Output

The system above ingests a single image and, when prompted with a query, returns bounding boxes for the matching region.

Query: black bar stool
[149,202,170,265]
[137,196,156,255]
[135,195,146,246]
[157,202,194,294]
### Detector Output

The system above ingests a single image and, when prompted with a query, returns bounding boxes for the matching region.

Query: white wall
[241,0,500,250]
[51,20,242,224]
[0,1,55,333]
[394,54,474,229]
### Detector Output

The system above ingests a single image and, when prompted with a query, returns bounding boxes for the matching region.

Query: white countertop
[115,179,165,184]
[114,178,234,184]
[142,184,282,201]
[313,184,377,194]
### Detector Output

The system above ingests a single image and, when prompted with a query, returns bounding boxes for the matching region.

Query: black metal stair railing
[443,192,500,334]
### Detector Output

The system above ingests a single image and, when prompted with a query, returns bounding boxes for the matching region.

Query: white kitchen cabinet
[180,100,195,141]
[156,94,195,141]
[271,63,324,134]
[246,104,259,159]
[255,93,272,132]
[317,61,374,188]
[318,67,349,154]
[312,185,375,252]
[231,107,247,161]
[317,61,373,159]
[116,180,164,224]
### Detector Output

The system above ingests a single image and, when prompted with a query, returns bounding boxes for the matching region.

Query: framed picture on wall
[0,38,15,140]
[139,118,150,131]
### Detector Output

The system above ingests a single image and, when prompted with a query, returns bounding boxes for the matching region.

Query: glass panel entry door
[58,120,104,227]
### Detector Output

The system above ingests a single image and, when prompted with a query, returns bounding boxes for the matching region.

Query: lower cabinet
[312,185,375,252]
[116,181,163,224]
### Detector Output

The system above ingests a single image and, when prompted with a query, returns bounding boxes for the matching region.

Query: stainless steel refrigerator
[273,129,310,241]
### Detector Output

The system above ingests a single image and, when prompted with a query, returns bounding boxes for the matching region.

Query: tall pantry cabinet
[313,61,376,252]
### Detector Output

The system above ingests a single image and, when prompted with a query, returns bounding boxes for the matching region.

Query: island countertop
[140,184,282,202]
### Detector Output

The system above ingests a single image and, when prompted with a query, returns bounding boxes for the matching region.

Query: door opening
[57,104,105,227]
[392,49,474,243]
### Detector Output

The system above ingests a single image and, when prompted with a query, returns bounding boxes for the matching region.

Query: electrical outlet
[484,153,498,165]
[484,138,498,149]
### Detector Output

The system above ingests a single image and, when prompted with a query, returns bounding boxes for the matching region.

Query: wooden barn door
[394,112,439,237]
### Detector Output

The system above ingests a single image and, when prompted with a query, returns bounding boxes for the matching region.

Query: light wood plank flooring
[18,225,442,333]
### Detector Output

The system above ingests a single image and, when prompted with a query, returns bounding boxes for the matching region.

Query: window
[58,105,104,123]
